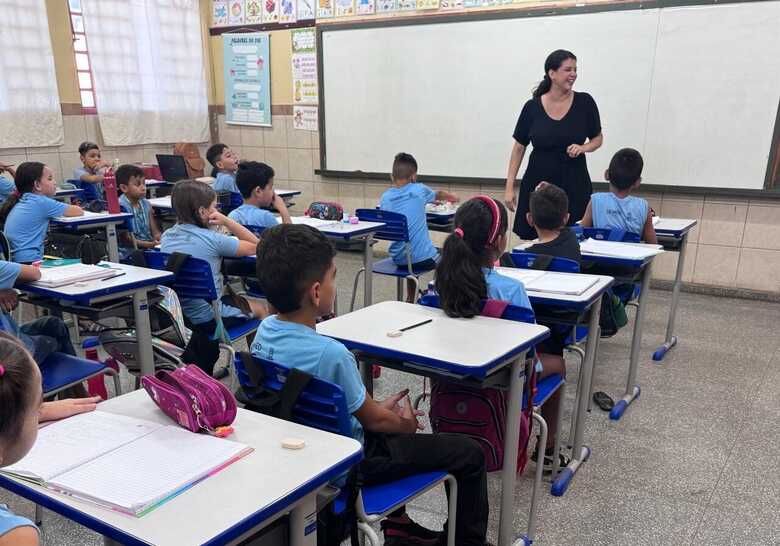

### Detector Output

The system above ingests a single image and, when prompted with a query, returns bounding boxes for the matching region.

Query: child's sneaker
[381,518,442,545]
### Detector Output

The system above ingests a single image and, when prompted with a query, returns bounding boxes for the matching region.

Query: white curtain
[0,0,64,148]
[81,0,209,145]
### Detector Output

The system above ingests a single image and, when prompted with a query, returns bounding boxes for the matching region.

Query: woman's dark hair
[0,161,46,224]
[171,179,217,229]
[533,49,577,99]
[78,141,100,156]
[0,332,38,443]
[436,197,508,318]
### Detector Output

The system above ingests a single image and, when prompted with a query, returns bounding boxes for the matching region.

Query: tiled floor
[2,248,779,545]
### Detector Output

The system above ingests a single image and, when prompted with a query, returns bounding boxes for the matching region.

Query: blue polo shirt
[228,204,277,228]
[483,268,533,311]
[73,166,104,200]
[0,176,15,204]
[380,182,437,266]
[214,171,239,194]
[4,193,68,263]
[119,194,154,242]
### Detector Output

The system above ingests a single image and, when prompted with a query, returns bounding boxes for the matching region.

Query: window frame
[68,0,97,114]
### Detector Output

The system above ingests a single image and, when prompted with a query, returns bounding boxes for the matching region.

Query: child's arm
[208,210,259,256]
[353,389,423,434]
[580,200,593,227]
[62,204,84,217]
[148,206,162,242]
[641,210,658,244]
[17,265,42,282]
[435,190,459,203]
[136,239,159,249]
[79,172,103,184]
[0,526,39,546]
[273,194,292,224]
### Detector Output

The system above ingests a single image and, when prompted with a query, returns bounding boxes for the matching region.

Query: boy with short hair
[74,141,109,201]
[581,148,657,244]
[252,224,489,546]
[228,161,292,228]
[525,181,582,263]
[117,164,160,250]
[206,143,240,194]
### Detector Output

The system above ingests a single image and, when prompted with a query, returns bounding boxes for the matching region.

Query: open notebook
[580,238,664,260]
[2,411,252,517]
[495,268,599,296]
[280,216,341,229]
[33,263,119,287]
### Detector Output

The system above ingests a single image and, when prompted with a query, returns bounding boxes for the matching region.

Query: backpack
[429,300,537,474]
[173,142,205,179]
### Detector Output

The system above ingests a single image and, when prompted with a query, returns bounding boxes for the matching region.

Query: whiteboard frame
[316,0,780,197]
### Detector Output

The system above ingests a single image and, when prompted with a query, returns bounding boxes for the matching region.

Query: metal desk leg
[498,357,526,546]
[653,232,689,361]
[105,223,119,262]
[133,290,154,377]
[552,295,601,497]
[363,235,374,307]
[610,263,653,420]
[289,492,318,546]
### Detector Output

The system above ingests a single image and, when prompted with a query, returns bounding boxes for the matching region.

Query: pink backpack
[429,300,537,473]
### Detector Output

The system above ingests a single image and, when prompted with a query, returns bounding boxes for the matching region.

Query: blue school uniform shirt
[73,166,103,200]
[0,175,15,204]
[483,268,532,311]
[4,193,68,263]
[0,260,23,338]
[214,171,239,194]
[119,194,154,242]
[590,192,648,236]
[0,504,36,540]
[160,223,247,325]
[251,315,366,444]
[380,183,437,266]
[228,204,277,228]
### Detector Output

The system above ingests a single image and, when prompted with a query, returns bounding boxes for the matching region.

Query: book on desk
[33,263,119,287]
[1,411,252,517]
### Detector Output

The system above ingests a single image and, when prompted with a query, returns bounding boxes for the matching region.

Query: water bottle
[103,159,121,214]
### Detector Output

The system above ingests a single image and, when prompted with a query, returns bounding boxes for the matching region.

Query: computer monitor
[155,154,189,183]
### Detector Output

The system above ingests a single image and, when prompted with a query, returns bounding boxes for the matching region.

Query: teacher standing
[504,49,603,239]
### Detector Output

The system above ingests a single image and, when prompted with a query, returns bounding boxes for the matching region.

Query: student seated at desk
[581,148,657,244]
[161,180,269,375]
[253,224,490,546]
[0,332,100,546]
[206,143,240,194]
[74,141,109,202]
[0,162,83,263]
[117,164,161,251]
[525,182,582,263]
[0,163,15,204]
[436,196,568,471]
[380,152,458,302]
[228,161,292,228]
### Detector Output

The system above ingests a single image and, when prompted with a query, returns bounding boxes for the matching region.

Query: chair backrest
[141,250,219,302]
[215,191,243,213]
[355,208,410,243]
[418,293,536,324]
[581,227,640,243]
[234,353,353,437]
[0,231,10,261]
[509,251,580,273]
[243,224,266,238]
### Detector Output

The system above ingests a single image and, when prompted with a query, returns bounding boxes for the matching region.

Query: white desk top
[52,211,133,224]
[275,189,301,198]
[317,301,548,378]
[287,216,386,238]
[425,203,457,218]
[144,179,173,187]
[493,267,614,308]
[148,196,173,210]
[653,217,697,235]
[55,187,84,196]
[0,390,361,546]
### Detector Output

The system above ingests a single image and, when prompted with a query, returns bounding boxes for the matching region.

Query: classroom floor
[2,248,779,545]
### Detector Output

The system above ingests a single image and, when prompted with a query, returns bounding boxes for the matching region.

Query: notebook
[580,238,664,260]
[33,263,118,287]
[283,216,341,229]
[495,268,599,296]
[2,411,252,517]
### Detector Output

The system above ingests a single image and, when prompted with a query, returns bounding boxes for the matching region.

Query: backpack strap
[481,299,509,318]
[129,249,147,268]
[165,251,190,276]
[276,368,313,421]
[237,351,313,421]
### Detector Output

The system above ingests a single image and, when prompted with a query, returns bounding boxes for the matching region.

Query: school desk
[54,187,85,201]
[0,389,362,546]
[51,211,133,262]
[144,179,173,197]
[16,262,172,377]
[317,301,549,546]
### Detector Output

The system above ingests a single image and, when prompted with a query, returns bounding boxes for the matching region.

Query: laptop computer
[155,154,189,183]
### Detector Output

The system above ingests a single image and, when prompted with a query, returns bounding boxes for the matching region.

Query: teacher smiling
[504,49,603,239]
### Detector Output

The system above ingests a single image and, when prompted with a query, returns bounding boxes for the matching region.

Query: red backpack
[429,300,537,473]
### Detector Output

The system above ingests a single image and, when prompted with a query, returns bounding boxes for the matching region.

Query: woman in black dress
[504,49,603,239]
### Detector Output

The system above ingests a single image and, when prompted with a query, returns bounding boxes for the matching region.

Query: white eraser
[387,330,402,338]
[282,437,306,450]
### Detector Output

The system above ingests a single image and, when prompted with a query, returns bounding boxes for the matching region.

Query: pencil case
[142,365,237,437]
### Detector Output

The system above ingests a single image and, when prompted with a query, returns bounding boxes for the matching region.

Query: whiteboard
[321,1,780,190]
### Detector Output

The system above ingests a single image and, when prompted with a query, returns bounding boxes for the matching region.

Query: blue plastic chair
[350,209,438,308]
[580,227,641,243]
[234,353,457,546]
[216,191,244,214]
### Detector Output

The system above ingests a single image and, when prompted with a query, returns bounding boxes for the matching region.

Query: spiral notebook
[33,263,118,287]
[2,411,252,517]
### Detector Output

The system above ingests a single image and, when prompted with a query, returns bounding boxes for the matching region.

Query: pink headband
[473,195,501,246]
[0,364,5,376]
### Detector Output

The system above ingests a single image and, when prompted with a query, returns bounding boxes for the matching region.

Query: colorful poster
[293,106,318,132]
[356,0,375,14]
[440,0,463,7]
[376,0,397,12]
[213,1,229,25]
[291,29,318,105]
[280,0,297,21]
[245,0,263,22]
[223,33,271,127]
[263,0,280,22]
[397,0,416,10]
[335,0,355,16]
[417,0,439,8]
[297,0,316,19]
[317,0,334,18]
[228,0,245,24]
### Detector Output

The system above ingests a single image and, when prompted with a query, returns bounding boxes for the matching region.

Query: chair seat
[564,326,589,346]
[40,352,107,395]
[523,373,564,410]
[372,257,437,277]
[333,471,449,516]
[226,318,262,341]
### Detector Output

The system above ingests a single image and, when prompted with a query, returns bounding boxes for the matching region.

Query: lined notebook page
[526,272,598,296]
[35,264,115,287]
[494,268,545,286]
[285,216,340,229]
[49,426,252,514]
[4,412,162,482]
[580,239,663,259]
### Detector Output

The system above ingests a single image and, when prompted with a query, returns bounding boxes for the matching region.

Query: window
[68,0,96,112]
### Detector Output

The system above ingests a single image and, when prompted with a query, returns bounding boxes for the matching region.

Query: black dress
[512,92,601,239]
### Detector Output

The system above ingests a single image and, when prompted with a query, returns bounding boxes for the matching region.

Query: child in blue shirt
[581,148,657,244]
[0,332,100,546]
[206,143,240,194]
[228,161,292,228]
[379,152,458,301]
[0,162,83,263]
[161,179,268,375]
[253,224,489,546]
[74,141,109,201]
[117,164,160,252]
[0,162,16,204]
[436,196,568,472]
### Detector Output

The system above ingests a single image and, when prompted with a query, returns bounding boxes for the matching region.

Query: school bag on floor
[429,299,537,474]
